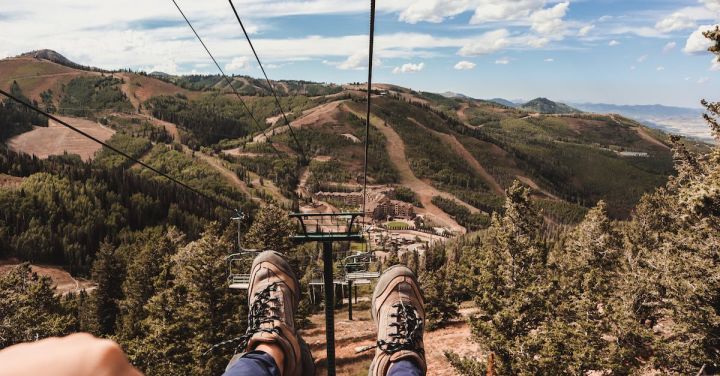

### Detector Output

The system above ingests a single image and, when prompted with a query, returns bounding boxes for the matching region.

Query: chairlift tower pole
[289,212,364,376]
[231,210,246,252]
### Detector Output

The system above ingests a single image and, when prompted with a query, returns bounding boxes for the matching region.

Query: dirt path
[253,100,345,143]
[609,115,669,150]
[0,260,96,296]
[300,302,483,376]
[515,176,561,201]
[117,73,141,111]
[408,118,504,196]
[142,115,180,141]
[635,127,670,150]
[344,105,466,233]
[178,146,258,204]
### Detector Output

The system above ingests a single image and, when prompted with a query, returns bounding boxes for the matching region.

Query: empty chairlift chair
[226,249,261,290]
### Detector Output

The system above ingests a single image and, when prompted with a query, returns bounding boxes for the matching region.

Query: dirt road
[253,100,345,143]
[344,105,467,233]
[408,118,504,196]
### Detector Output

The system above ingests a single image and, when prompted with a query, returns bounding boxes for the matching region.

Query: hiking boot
[369,265,426,376]
[228,250,315,376]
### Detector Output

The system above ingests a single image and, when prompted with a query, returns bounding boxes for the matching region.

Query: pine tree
[244,205,295,254]
[0,264,73,348]
[90,242,124,336]
[465,181,551,374]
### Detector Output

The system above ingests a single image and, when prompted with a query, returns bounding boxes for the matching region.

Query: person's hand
[0,333,143,376]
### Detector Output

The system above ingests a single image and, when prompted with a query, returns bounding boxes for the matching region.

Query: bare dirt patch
[300,301,483,376]
[0,260,96,295]
[7,115,115,161]
[0,174,24,189]
[253,100,346,143]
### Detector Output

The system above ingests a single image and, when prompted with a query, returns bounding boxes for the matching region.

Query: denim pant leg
[387,359,424,376]
[223,351,281,376]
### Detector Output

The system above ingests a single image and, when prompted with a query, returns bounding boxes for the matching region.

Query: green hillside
[520,97,582,114]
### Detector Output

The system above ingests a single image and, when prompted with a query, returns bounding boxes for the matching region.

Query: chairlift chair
[226,249,261,290]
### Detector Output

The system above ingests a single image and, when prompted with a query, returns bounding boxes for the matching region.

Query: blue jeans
[223,351,423,376]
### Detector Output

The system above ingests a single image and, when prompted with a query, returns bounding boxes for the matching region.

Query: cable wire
[228,0,308,164]
[361,0,376,220]
[170,0,286,163]
[0,89,237,212]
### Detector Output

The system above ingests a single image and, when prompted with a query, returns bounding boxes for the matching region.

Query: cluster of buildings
[313,187,415,220]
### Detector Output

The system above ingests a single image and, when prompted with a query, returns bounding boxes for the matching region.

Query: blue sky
[0,0,718,107]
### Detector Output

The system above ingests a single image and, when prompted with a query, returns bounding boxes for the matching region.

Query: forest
[0,27,718,376]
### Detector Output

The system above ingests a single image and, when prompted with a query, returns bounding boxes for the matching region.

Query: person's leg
[224,350,281,376]
[222,250,315,376]
[387,359,423,376]
[368,265,426,376]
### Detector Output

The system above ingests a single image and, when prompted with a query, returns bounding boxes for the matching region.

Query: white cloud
[398,0,473,24]
[609,40,620,46]
[656,66,665,71]
[495,57,510,65]
[458,29,511,56]
[598,15,613,22]
[578,24,595,37]
[544,58,554,62]
[656,12,696,32]
[637,55,648,63]
[662,41,677,53]
[630,65,637,70]
[470,0,545,24]
[700,0,720,13]
[711,57,720,71]
[529,2,569,35]
[454,60,476,70]
[698,76,710,84]
[684,24,718,54]
[392,62,424,74]
[225,56,250,71]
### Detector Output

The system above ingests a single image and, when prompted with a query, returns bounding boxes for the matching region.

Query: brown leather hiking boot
[369,265,426,376]
[227,250,314,376]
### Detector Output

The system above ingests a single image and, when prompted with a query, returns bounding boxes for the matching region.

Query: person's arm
[0,333,143,376]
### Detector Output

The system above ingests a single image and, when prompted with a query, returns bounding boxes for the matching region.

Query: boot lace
[376,300,424,355]
[203,282,281,355]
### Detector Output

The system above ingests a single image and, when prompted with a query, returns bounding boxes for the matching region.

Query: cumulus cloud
[637,55,648,63]
[495,57,510,65]
[544,58,554,62]
[712,57,720,71]
[609,40,620,46]
[530,2,569,35]
[398,0,472,24]
[225,56,250,71]
[470,0,545,24]
[655,12,696,32]
[454,60,476,70]
[700,0,720,13]
[578,24,595,37]
[392,62,424,74]
[458,29,511,56]
[657,66,665,71]
[684,24,718,54]
[598,15,613,22]
[663,41,677,53]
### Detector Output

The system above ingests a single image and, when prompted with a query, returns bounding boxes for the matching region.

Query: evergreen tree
[0,264,73,348]
[244,205,295,254]
[89,242,124,336]
[466,181,551,374]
